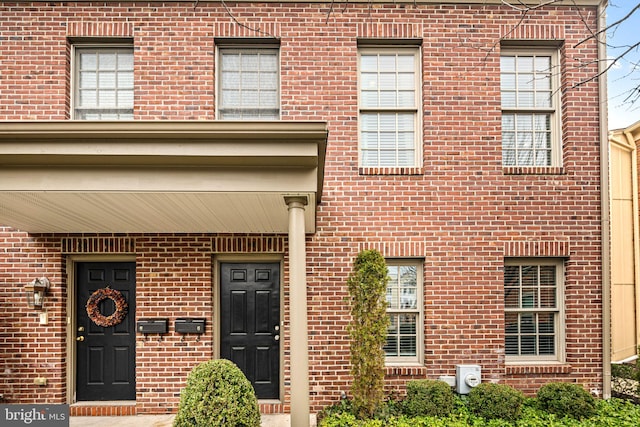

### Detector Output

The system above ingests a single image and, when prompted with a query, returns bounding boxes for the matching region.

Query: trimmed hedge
[466,383,525,422]
[536,382,597,420]
[173,359,260,427]
[402,380,455,417]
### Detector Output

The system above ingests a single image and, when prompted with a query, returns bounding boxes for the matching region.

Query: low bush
[173,359,260,427]
[319,397,640,426]
[402,379,455,417]
[536,382,597,420]
[466,383,525,422]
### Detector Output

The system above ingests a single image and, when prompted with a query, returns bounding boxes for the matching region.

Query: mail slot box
[175,318,206,334]
[137,319,168,334]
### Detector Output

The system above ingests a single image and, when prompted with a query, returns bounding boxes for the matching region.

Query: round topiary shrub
[402,379,455,417]
[537,382,597,420]
[173,359,260,427]
[466,382,525,422]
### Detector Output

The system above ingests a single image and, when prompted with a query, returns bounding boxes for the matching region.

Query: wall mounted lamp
[25,277,50,310]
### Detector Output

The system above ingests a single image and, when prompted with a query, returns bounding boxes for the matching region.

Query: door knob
[76,336,85,342]
[78,326,85,332]
[274,334,280,341]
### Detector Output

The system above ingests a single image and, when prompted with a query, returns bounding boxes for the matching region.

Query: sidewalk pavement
[70,414,312,426]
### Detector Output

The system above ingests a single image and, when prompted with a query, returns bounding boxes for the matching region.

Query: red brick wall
[0,1,602,414]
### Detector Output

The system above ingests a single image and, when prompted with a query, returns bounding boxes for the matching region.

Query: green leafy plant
[318,396,640,426]
[347,249,390,419]
[173,359,260,427]
[402,379,455,417]
[466,382,525,422]
[536,382,597,420]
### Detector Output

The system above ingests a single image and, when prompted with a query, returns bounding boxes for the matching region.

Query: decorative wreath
[86,287,128,328]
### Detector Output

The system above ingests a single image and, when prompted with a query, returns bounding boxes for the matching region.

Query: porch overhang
[0,121,327,234]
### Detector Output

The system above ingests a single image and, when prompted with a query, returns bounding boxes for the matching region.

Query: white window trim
[358,46,422,168]
[71,42,134,120]
[500,47,562,168]
[504,258,566,364]
[385,258,424,366]
[215,43,281,120]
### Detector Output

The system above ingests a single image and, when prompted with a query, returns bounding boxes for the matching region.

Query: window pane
[79,90,96,107]
[504,262,560,358]
[80,53,97,70]
[378,55,396,72]
[361,72,378,90]
[501,74,516,91]
[75,48,134,120]
[398,73,415,90]
[397,55,414,71]
[219,49,279,120]
[119,90,134,107]
[360,55,377,71]
[399,314,416,334]
[118,71,134,89]
[361,91,379,108]
[99,53,116,70]
[99,72,116,89]
[501,52,556,166]
[359,49,418,168]
[80,72,97,89]
[385,263,420,360]
[118,52,134,70]
[518,73,535,91]
[399,336,417,356]
[517,56,534,71]
[98,90,116,107]
[501,56,516,72]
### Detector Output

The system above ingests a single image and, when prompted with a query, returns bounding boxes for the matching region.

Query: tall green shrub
[173,359,260,427]
[347,249,390,419]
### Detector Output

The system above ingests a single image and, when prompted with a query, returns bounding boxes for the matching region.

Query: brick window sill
[359,167,424,176]
[506,364,572,375]
[385,365,427,377]
[503,166,565,175]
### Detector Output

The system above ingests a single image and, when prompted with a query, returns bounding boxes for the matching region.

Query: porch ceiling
[0,121,327,234]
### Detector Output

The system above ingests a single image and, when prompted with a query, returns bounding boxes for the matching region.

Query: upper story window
[218,47,279,120]
[504,259,565,363]
[384,260,423,365]
[500,49,561,167]
[359,47,421,168]
[73,46,134,120]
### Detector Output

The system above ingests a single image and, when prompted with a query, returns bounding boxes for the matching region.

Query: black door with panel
[76,262,136,401]
[220,263,280,399]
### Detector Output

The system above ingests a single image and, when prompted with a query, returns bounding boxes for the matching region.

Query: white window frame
[500,48,562,168]
[216,44,280,120]
[384,259,423,365]
[358,46,422,168]
[504,258,565,364]
[71,43,134,120]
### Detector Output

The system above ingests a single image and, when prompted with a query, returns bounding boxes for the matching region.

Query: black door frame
[215,256,283,401]
[67,256,137,404]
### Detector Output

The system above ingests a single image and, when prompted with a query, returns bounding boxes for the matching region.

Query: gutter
[599,0,612,399]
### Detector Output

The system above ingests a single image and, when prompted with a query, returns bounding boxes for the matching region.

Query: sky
[606,2,640,130]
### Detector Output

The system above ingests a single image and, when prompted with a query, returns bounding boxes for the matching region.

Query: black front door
[220,263,280,399]
[76,262,136,401]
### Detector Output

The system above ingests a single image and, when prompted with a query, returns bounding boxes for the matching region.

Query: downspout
[598,0,612,399]
[624,127,640,355]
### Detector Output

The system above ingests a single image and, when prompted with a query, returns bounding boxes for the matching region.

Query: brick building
[0,1,609,425]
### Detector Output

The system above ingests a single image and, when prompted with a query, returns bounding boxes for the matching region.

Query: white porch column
[285,196,310,427]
